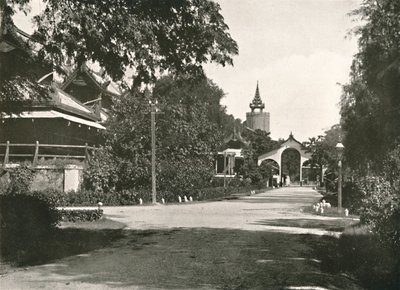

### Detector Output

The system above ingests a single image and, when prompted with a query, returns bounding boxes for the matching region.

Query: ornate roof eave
[60,63,121,97]
[283,132,303,147]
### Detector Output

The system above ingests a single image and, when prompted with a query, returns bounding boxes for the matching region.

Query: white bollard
[161,198,165,204]
[139,198,143,205]
[344,209,349,216]
[189,196,193,202]
[178,196,182,203]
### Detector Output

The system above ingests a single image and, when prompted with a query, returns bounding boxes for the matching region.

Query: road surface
[0,187,363,290]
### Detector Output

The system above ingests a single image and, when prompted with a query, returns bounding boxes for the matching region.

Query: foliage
[238,146,262,185]
[5,165,34,194]
[0,193,60,265]
[340,0,400,172]
[0,77,50,116]
[31,189,141,206]
[318,226,399,290]
[338,0,400,254]
[358,175,400,252]
[303,124,342,182]
[4,0,238,86]
[158,158,214,197]
[82,146,119,193]
[83,75,228,195]
[59,209,103,222]
[239,129,279,185]
[242,129,278,157]
[281,148,300,181]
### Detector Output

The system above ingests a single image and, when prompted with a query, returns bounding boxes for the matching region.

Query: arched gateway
[258,133,311,186]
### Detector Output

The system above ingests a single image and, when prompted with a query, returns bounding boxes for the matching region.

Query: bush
[5,165,34,194]
[358,176,400,252]
[26,181,266,207]
[319,226,399,290]
[59,209,103,222]
[342,180,365,214]
[0,194,60,265]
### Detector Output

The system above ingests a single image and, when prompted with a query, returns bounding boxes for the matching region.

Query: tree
[340,0,400,256]
[242,129,279,157]
[239,129,279,184]
[303,124,342,185]
[84,75,228,196]
[2,0,238,85]
[340,0,400,172]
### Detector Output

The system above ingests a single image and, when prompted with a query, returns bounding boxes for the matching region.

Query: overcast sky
[204,0,361,141]
[14,0,361,142]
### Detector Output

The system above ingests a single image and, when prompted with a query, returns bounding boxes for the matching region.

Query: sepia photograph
[1,0,399,289]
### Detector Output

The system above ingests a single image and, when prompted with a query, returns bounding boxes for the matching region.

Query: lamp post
[335,142,344,214]
[149,99,159,204]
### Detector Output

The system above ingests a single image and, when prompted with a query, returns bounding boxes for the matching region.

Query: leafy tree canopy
[84,75,228,193]
[339,0,400,252]
[3,0,238,86]
[340,0,400,171]
[303,124,342,171]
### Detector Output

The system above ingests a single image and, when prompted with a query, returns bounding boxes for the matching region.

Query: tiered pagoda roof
[249,81,265,112]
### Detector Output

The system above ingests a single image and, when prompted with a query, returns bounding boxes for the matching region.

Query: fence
[0,141,97,168]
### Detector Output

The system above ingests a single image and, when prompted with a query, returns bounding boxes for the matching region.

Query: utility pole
[338,159,342,213]
[150,100,158,204]
[223,152,227,188]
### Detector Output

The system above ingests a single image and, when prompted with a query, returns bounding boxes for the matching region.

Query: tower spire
[250,81,265,112]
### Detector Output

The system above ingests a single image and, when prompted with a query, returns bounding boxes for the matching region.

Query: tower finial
[249,81,265,112]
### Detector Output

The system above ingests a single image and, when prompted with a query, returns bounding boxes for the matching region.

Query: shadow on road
[2,223,369,290]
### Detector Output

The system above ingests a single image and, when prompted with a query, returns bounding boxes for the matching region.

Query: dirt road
[0,187,363,290]
[103,186,349,235]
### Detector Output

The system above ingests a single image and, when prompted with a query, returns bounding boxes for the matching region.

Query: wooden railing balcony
[0,141,97,168]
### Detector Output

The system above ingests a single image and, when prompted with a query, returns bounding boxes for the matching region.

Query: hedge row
[27,184,264,207]
[59,209,103,222]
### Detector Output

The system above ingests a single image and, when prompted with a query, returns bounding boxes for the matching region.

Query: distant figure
[161,198,165,204]
[189,196,193,202]
[184,196,189,202]
[178,196,182,203]
[139,198,143,205]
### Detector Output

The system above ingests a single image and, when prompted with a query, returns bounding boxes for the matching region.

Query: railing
[0,141,97,168]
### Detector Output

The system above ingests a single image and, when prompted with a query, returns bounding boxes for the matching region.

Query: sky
[13,0,361,142]
[204,0,361,141]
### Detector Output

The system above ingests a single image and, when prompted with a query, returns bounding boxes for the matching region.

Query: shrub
[82,146,119,193]
[358,176,400,252]
[59,209,103,222]
[0,194,60,265]
[342,180,365,214]
[5,165,34,194]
